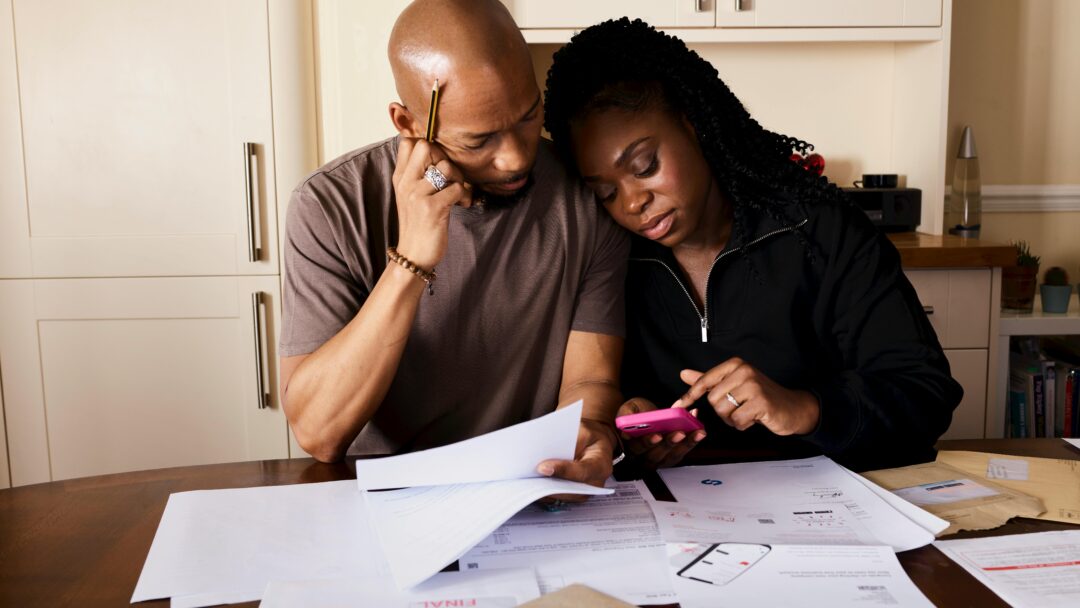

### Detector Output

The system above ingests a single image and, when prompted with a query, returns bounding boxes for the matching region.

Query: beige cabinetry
[0,278,287,485]
[716,0,941,28]
[504,0,715,28]
[905,268,997,439]
[0,0,317,485]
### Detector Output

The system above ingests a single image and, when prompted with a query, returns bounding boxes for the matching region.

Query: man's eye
[464,138,490,151]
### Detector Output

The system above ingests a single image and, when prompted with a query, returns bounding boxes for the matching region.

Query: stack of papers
[356,401,613,588]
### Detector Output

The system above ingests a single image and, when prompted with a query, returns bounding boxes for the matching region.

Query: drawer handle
[734,0,746,11]
[252,291,270,409]
[923,305,935,315]
[243,142,263,262]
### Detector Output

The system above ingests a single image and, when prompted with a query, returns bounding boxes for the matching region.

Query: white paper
[987,457,1030,481]
[133,480,384,606]
[365,477,612,589]
[935,530,1080,608]
[356,401,582,490]
[841,465,951,536]
[1065,438,1080,449]
[893,478,1000,506]
[641,492,881,546]
[259,568,541,608]
[658,456,938,552]
[459,480,677,606]
[667,543,934,608]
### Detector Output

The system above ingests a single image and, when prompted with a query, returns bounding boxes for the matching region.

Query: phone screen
[676,543,770,586]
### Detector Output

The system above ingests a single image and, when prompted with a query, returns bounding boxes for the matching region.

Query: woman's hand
[618,397,705,469]
[673,358,820,436]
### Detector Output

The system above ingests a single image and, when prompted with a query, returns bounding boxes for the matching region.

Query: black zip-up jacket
[621,198,963,472]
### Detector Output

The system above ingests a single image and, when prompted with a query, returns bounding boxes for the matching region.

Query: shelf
[999,294,1080,336]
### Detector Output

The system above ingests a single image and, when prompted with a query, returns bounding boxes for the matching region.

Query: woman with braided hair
[544,18,962,472]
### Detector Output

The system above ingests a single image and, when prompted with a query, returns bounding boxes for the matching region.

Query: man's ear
[389,102,423,138]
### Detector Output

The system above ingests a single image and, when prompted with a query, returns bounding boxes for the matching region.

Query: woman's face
[571,107,716,248]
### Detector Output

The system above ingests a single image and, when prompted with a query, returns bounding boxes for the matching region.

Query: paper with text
[459,480,676,606]
[658,456,938,551]
[935,530,1080,608]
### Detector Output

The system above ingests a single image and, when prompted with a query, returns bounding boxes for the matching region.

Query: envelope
[862,461,1045,535]
[935,450,1080,525]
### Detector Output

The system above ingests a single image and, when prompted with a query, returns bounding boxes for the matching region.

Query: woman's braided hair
[543,18,850,255]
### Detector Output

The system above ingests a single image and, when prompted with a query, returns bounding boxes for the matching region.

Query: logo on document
[700,479,723,486]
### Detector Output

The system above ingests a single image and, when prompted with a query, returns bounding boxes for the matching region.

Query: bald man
[277,0,628,493]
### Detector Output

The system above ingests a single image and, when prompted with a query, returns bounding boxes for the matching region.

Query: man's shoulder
[295,136,398,197]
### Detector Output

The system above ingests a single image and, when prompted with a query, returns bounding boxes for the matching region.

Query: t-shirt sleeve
[279,186,369,357]
[571,209,629,338]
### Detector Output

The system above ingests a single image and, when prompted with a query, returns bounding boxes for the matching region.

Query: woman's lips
[641,210,675,240]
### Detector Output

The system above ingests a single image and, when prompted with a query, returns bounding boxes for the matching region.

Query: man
[278,0,627,492]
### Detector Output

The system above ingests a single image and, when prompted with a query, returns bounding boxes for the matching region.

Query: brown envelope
[862,460,1045,535]
[936,450,1080,525]
[518,584,636,608]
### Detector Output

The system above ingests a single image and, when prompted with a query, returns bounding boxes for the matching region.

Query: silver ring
[725,392,740,408]
[423,164,448,191]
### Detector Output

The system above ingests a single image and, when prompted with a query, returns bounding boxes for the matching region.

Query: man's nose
[492,131,530,175]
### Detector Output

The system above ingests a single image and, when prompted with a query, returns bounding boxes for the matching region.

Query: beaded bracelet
[386,247,437,295]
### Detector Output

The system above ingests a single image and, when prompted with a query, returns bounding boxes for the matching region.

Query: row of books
[1007,337,1080,438]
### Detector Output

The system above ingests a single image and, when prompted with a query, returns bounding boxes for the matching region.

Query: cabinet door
[717,0,940,27]
[941,349,987,440]
[0,277,287,485]
[905,269,992,349]
[505,0,716,28]
[3,0,278,278]
[0,380,9,489]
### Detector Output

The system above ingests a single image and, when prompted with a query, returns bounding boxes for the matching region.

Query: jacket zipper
[631,218,808,343]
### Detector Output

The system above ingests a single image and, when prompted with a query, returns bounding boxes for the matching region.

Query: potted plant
[1001,241,1040,312]
[1041,266,1073,313]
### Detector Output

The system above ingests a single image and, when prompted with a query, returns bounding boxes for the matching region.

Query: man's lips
[640,210,675,240]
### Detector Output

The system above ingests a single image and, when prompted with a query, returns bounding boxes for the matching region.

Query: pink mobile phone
[616,408,704,437]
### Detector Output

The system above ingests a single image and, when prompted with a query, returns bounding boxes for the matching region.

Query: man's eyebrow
[582,136,651,182]
[459,93,542,140]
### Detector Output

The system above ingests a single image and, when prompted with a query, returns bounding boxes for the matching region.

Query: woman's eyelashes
[593,154,660,205]
[633,154,659,178]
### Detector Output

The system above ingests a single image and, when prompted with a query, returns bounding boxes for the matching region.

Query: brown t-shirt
[281,137,628,456]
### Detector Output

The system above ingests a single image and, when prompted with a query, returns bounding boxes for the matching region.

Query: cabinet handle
[252,291,270,409]
[734,0,746,11]
[923,305,935,315]
[695,0,707,12]
[243,142,263,262]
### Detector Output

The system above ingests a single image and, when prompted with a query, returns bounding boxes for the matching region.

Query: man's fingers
[392,137,417,187]
[404,138,434,184]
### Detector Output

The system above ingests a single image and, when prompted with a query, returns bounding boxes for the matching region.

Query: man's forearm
[284,264,426,461]
[559,379,622,445]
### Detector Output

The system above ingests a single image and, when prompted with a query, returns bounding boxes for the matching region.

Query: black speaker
[842,187,921,232]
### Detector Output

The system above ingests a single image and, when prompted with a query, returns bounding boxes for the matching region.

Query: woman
[543,18,962,472]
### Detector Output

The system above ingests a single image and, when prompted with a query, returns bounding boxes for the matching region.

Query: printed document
[935,530,1080,608]
[657,456,940,551]
[666,543,934,608]
[458,480,677,606]
[259,568,542,608]
[132,480,385,606]
[356,400,582,490]
[640,489,880,546]
[365,477,611,589]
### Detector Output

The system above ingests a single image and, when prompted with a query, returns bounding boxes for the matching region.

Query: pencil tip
[433,78,439,90]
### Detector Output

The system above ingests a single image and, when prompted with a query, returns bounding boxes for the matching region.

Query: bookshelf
[994,294,1080,438]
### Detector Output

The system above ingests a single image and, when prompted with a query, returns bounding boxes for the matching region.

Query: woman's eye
[594,187,616,204]
[634,155,659,178]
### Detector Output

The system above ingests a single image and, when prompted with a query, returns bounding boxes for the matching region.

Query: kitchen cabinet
[716,0,941,28]
[504,0,715,29]
[905,268,996,439]
[0,386,9,489]
[0,0,318,485]
[0,278,287,485]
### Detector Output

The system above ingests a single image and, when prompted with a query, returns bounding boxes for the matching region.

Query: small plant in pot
[1041,266,1073,313]
[1001,241,1040,312]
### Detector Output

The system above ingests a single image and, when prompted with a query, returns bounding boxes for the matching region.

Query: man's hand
[536,419,618,502]
[618,397,705,469]
[674,358,820,436]
[391,138,473,270]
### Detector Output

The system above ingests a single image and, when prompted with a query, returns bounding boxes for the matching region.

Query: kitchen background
[1,0,1077,488]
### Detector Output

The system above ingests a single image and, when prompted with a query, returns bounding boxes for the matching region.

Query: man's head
[388,0,541,198]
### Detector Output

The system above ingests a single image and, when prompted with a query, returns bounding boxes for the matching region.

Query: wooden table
[2,439,1077,607]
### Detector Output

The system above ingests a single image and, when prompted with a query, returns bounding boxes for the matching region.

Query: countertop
[887,232,1015,269]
